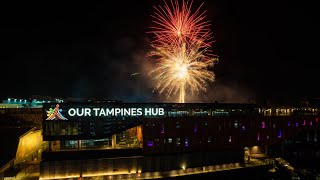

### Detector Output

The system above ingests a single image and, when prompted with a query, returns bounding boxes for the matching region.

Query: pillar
[244,147,250,163]
[49,141,53,151]
[1,172,4,180]
[112,134,117,148]
[264,145,269,155]
[77,140,80,149]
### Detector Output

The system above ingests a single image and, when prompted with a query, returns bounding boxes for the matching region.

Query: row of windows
[146,136,224,147]
[146,131,290,148]
[45,123,79,136]
[146,118,319,134]
[166,110,248,117]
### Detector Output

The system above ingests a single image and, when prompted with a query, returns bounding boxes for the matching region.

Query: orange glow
[15,129,42,165]
[137,125,143,147]
[40,174,79,180]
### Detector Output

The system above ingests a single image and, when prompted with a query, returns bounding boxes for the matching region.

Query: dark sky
[2,0,319,104]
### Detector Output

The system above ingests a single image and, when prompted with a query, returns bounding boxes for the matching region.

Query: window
[147,140,153,147]
[234,121,238,128]
[185,137,189,147]
[161,124,164,133]
[262,121,266,129]
[241,125,246,131]
[176,121,181,128]
[155,139,160,146]
[176,138,181,146]
[278,130,282,138]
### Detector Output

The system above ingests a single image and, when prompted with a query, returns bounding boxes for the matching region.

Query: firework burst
[149,0,218,103]
[150,0,213,48]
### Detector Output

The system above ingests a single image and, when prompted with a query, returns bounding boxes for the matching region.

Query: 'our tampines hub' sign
[44,103,166,120]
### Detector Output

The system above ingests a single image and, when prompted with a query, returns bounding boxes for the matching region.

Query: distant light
[161,124,164,134]
[257,132,260,141]
[296,122,298,127]
[303,120,306,126]
[278,130,282,138]
[24,100,27,102]
[288,121,290,127]
[316,118,319,123]
[8,98,11,101]
[181,164,186,170]
[310,121,313,126]
[229,136,232,142]
[185,137,189,147]
[262,122,265,129]
[147,141,153,147]
[242,125,246,131]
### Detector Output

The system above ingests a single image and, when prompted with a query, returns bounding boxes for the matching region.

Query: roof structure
[0,127,34,168]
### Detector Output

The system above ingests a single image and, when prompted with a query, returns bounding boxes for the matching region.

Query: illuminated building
[0,97,64,109]
[0,127,45,179]
[39,102,320,179]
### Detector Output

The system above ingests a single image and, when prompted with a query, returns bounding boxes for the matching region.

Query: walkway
[39,161,272,180]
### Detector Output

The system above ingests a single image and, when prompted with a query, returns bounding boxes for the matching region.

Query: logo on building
[46,104,68,120]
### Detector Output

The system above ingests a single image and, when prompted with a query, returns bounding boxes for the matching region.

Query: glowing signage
[45,104,166,120]
[67,107,165,117]
[46,104,68,120]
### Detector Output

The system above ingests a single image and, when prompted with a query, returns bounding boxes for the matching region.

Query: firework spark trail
[149,0,218,103]
[130,72,140,76]
[150,0,213,48]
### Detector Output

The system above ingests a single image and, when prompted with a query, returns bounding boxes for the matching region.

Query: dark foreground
[157,164,291,180]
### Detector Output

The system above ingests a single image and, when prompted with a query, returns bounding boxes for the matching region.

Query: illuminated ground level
[40,148,244,179]
[39,159,273,180]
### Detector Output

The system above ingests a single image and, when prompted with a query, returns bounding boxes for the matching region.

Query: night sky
[2,0,319,104]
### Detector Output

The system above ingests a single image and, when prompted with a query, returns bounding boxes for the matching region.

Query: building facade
[40,102,320,179]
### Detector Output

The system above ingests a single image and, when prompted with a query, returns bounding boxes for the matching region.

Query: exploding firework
[149,0,218,103]
[150,0,213,48]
